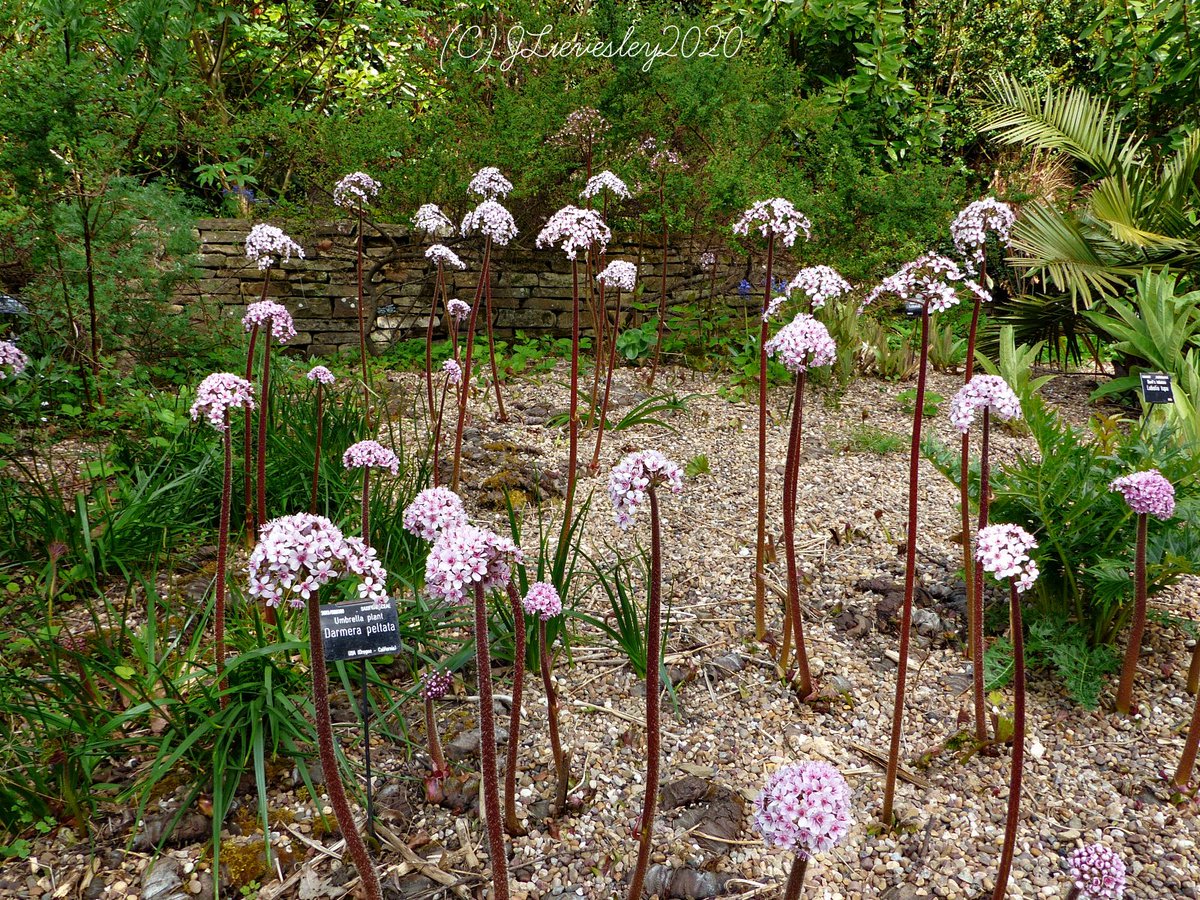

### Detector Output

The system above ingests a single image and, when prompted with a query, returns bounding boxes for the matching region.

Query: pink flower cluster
[863,252,990,313]
[242,300,297,343]
[731,199,813,248]
[424,523,523,605]
[554,108,609,145]
[1110,469,1175,520]
[333,172,379,209]
[753,761,852,858]
[699,251,716,270]
[949,374,1022,434]
[536,205,612,260]
[413,203,453,235]
[420,669,453,701]
[402,487,468,541]
[975,523,1040,593]
[190,372,255,431]
[306,365,335,385]
[641,137,682,171]
[461,200,518,246]
[596,260,637,291]
[446,298,471,320]
[765,314,837,374]
[580,171,630,201]
[468,166,513,200]
[245,224,305,271]
[762,293,788,321]
[426,244,466,270]
[1068,843,1126,899]
[522,581,563,620]
[0,340,29,378]
[787,266,853,311]
[951,198,1016,269]
[608,450,684,529]
[443,358,463,385]
[342,440,400,475]
[248,513,388,607]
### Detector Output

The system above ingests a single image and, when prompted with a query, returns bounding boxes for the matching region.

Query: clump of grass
[841,425,905,455]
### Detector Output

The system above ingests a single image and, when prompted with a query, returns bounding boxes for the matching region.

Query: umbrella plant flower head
[863,252,989,313]
[245,223,305,270]
[0,340,30,378]
[951,198,1016,270]
[446,298,471,320]
[248,513,388,608]
[413,203,454,236]
[762,293,789,321]
[1110,469,1176,519]
[333,172,379,209]
[975,523,1040,594]
[641,136,683,171]
[732,198,813,248]
[536,205,611,260]
[554,107,609,145]
[949,375,1022,433]
[787,266,853,311]
[242,300,296,343]
[596,260,637,291]
[608,449,683,529]
[443,358,462,385]
[425,244,466,270]
[342,439,400,476]
[424,523,523,605]
[765,314,837,373]
[580,170,630,201]
[1067,844,1126,899]
[420,668,453,701]
[190,373,255,431]
[461,199,518,246]
[699,250,716,270]
[754,761,852,857]
[468,166,513,201]
[402,487,468,542]
[522,581,562,621]
[306,365,335,385]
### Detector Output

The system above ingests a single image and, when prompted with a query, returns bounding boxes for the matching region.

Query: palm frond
[1159,130,1200,209]
[1007,204,1136,307]
[1089,177,1197,250]
[979,75,1140,179]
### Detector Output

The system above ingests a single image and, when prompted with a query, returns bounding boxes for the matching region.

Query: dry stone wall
[182,218,757,357]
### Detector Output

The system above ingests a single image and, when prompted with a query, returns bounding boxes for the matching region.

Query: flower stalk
[503,580,528,836]
[881,303,930,826]
[782,855,809,900]
[472,582,511,900]
[1115,513,1148,715]
[992,580,1026,900]
[190,373,255,708]
[1109,469,1176,714]
[628,482,663,900]
[539,618,569,811]
[753,235,774,644]
[311,382,324,513]
[451,239,492,492]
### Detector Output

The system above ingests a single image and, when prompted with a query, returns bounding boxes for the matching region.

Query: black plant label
[1140,372,1174,404]
[320,598,400,662]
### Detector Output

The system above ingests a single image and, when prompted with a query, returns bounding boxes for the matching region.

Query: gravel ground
[7,361,1199,900]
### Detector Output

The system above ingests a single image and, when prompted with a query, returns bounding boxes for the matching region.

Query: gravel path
[9,362,1199,900]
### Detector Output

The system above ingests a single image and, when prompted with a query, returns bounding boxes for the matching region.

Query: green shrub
[925,397,1200,648]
